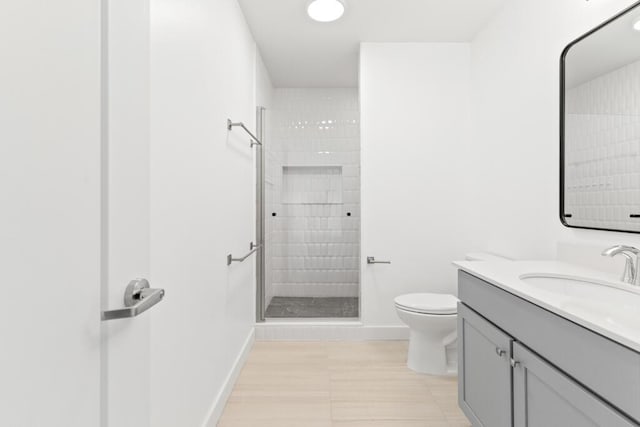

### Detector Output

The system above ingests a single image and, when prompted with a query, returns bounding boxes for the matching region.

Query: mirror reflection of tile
[563,12,640,232]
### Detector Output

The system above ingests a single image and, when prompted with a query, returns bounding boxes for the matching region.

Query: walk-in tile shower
[257,88,360,319]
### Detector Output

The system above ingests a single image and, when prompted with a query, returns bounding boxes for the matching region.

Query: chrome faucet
[601,245,640,285]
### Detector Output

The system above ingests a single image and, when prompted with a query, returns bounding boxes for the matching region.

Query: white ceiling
[238,0,508,87]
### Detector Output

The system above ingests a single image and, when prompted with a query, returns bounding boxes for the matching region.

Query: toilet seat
[394,293,458,315]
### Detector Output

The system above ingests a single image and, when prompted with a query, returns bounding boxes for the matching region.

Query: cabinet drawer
[459,270,640,422]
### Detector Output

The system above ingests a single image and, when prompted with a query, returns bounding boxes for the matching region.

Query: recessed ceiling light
[633,18,640,31]
[307,0,345,23]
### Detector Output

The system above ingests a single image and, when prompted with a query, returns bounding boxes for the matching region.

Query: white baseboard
[203,328,255,427]
[255,322,409,341]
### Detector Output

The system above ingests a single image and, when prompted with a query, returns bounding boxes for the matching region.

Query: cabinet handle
[496,347,505,357]
[510,358,520,368]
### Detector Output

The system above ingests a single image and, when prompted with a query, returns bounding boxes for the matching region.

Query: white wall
[360,43,472,326]
[469,0,640,265]
[149,0,257,425]
[358,2,640,330]
[256,52,274,109]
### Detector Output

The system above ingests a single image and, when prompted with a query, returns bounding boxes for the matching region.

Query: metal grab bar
[227,242,261,265]
[367,256,391,264]
[102,278,165,321]
[227,119,262,146]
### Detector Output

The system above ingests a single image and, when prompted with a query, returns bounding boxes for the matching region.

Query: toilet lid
[394,293,458,315]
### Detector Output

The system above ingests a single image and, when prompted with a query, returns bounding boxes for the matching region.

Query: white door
[0,1,154,426]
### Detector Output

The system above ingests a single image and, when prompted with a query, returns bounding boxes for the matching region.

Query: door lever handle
[102,278,165,321]
[367,256,391,264]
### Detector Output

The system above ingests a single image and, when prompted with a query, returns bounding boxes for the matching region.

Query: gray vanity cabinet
[459,271,640,427]
[458,303,512,427]
[512,342,636,427]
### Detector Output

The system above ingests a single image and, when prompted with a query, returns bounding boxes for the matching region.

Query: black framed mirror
[561,1,640,233]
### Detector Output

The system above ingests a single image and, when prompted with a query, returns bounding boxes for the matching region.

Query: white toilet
[395,252,511,375]
[395,293,458,375]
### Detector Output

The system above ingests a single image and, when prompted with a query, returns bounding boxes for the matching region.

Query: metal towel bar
[227,119,262,146]
[227,242,261,265]
[367,256,391,264]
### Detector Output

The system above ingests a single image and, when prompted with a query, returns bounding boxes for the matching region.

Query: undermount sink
[519,273,640,330]
[520,274,624,297]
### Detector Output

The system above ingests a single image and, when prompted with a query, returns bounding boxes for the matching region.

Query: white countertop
[453,260,640,353]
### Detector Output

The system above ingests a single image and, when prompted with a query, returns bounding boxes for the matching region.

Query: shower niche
[281,166,343,205]
[260,89,360,320]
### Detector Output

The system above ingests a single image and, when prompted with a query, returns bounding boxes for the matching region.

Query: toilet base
[407,330,455,375]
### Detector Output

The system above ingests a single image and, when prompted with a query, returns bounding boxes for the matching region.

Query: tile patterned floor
[265,297,359,318]
[219,341,471,427]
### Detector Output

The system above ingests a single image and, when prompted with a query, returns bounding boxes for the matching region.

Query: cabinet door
[458,303,513,427]
[513,342,638,427]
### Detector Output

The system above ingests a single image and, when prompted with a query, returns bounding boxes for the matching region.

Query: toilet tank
[465,252,512,262]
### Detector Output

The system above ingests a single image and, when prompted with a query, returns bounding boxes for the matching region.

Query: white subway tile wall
[264,88,360,306]
[565,59,640,231]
